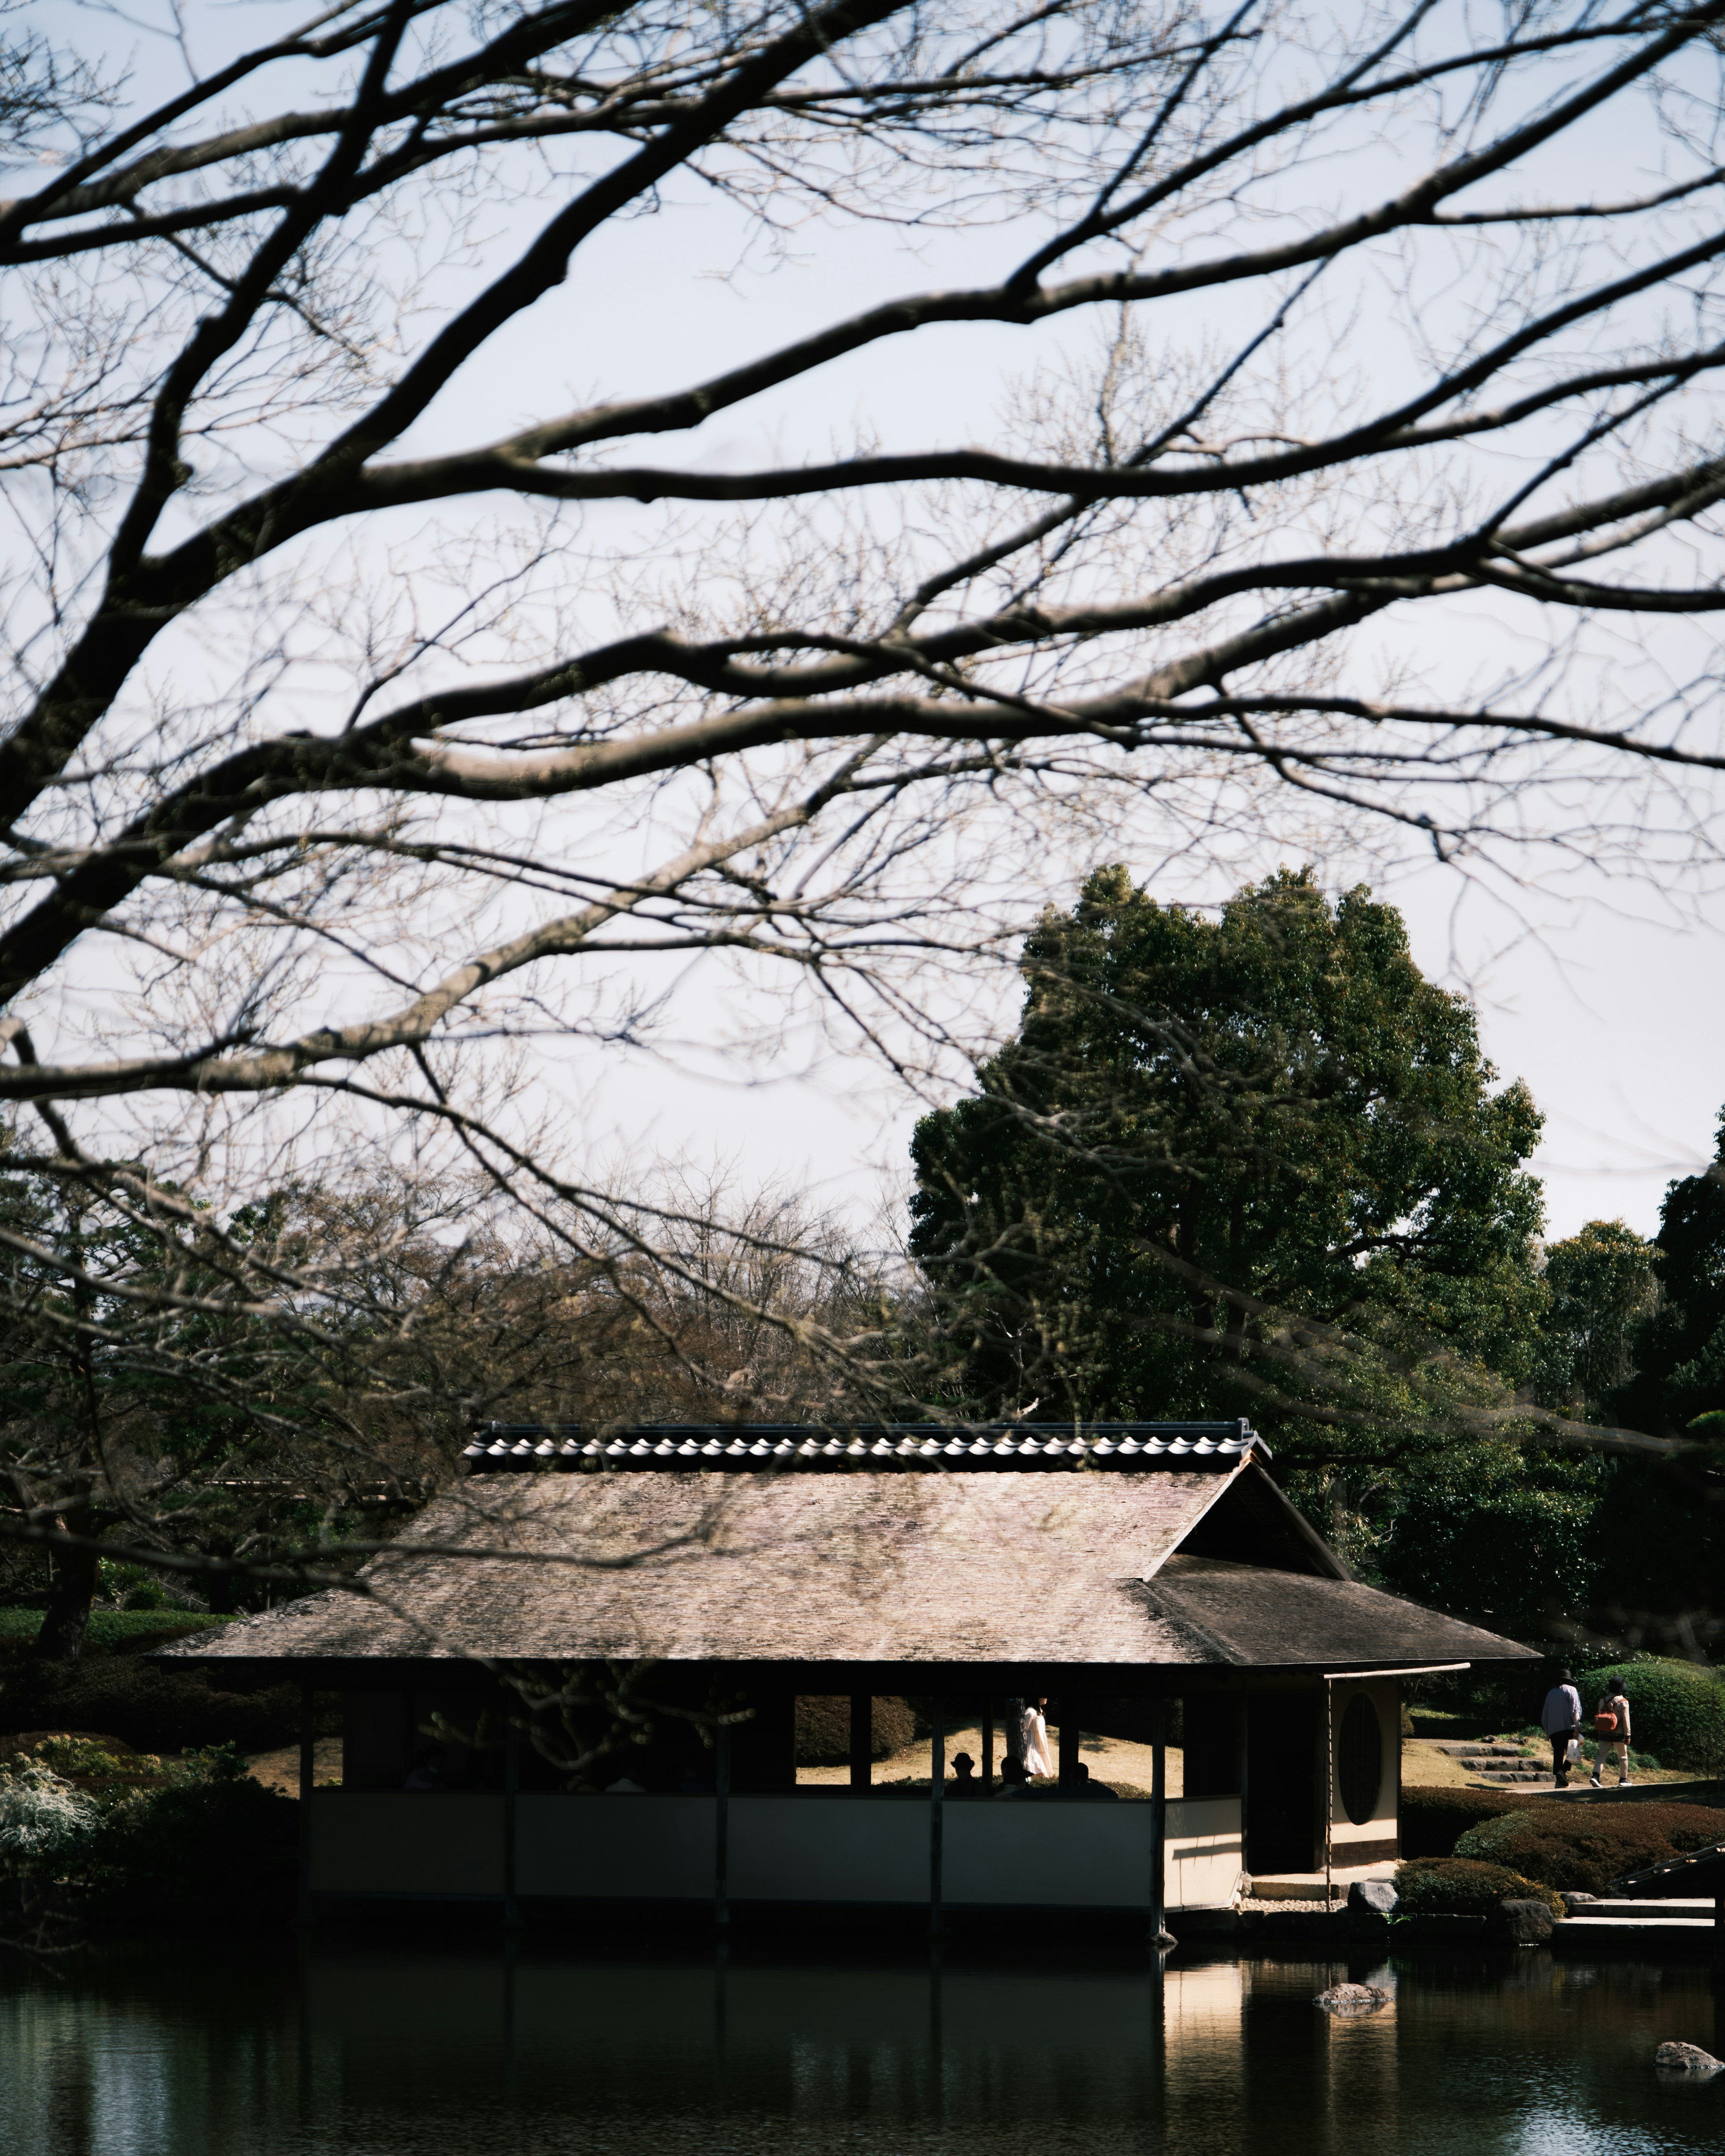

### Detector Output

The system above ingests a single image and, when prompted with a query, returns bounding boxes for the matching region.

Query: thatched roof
[162,1428,1531,1674]
[460,1419,1261,1473]
[1141,1555,1533,1669]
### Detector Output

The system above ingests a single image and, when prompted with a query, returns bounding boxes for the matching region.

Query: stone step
[1475,1769,1547,1784]
[1579,1899,1716,1921]
[1432,1741,1528,1758]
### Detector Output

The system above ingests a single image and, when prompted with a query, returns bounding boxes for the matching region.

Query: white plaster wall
[730,1797,928,1902]
[1327,1678,1400,1852]
[1164,1796,1243,1908]
[310,1789,1245,1909]
[309,1792,505,1895]
[518,1794,718,1899]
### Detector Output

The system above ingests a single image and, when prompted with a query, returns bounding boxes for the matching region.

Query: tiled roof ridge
[460,1419,1266,1473]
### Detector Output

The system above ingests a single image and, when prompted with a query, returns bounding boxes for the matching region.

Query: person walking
[1589,1682,1632,1787]
[1540,1669,1583,1788]
[1020,1697,1055,1780]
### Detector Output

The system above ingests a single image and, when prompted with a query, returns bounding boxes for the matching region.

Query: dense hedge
[0,1741,301,1932]
[1575,1659,1725,1774]
[1396,1859,1563,1918]
[794,1695,917,1765]
[1453,1802,1725,1894]
[0,1651,327,1753]
[0,1612,232,1648]
[1399,1787,1542,1858]
[85,1753,300,1926]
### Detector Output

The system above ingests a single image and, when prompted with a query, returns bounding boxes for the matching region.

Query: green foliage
[908,869,1548,1465]
[793,1695,917,1765]
[1533,1222,1657,1416]
[0,1610,231,1646]
[1618,1110,1725,1437]
[1453,1802,1725,1895]
[1366,1445,1605,1647]
[26,1735,157,1780]
[1395,1858,1563,1918]
[1573,1659,1725,1774]
[0,1652,316,1753]
[83,1745,299,1927]
[0,1760,99,1867]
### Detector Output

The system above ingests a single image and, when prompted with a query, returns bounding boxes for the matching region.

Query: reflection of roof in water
[159,1433,1533,1674]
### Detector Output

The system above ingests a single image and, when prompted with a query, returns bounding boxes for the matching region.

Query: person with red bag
[1589,1683,1632,1787]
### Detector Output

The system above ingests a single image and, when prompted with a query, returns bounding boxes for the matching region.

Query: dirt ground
[244,1737,344,1793]
[797,1723,1184,1795]
[1399,1734,1696,1790]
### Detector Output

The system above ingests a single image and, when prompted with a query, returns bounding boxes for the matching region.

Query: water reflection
[1,1945,1721,2156]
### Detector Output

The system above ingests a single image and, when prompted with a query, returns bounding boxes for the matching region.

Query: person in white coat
[1020,1697,1055,1780]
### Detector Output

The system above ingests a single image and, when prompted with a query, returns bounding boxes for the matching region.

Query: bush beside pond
[0,1739,298,1935]
[1395,1859,1563,1919]
[1451,1801,1725,1894]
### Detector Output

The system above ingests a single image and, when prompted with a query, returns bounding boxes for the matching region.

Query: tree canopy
[1619,1115,1725,1440]
[4,0,1725,1615]
[909,866,1547,1444]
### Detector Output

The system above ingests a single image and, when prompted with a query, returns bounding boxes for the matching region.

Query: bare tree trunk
[35,1507,97,1661]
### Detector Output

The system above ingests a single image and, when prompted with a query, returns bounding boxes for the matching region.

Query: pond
[2,1942,1722,2156]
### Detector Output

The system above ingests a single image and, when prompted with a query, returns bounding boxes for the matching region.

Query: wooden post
[1058,1699,1081,1788]
[849,1692,872,1790]
[715,1717,731,1937]
[1323,1680,1335,1904]
[1150,1691,1170,1949]
[929,1701,947,1937]
[503,1719,520,1929]
[297,1679,314,1926]
[982,1701,995,1789]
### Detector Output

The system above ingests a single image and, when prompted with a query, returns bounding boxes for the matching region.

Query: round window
[1337,1693,1383,1825]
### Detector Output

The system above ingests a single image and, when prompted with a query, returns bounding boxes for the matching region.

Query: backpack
[1593,1706,1618,1735]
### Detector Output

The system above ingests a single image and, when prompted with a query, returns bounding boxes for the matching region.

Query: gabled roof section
[1139,1555,1533,1668]
[158,1445,1526,1672]
[164,1458,1266,1666]
[461,1419,1265,1473]
[1171,1456,1349,1580]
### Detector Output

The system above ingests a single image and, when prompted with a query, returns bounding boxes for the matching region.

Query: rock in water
[1499,1898,1554,1945]
[1314,1984,1392,2016]
[1654,2042,1723,2074]
[1348,1879,1398,1916]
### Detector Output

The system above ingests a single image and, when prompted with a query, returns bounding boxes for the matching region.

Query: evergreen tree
[908,867,1548,1449]
[1619,1112,1725,1439]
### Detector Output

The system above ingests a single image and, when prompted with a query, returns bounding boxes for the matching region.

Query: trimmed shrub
[1399,1787,1543,1859]
[85,1746,300,1927]
[0,1654,322,1754]
[794,1695,917,1766]
[1574,1660,1725,1775]
[1396,1859,1563,1919]
[0,1763,99,1868]
[0,1611,231,1649]
[1453,1802,1725,1895]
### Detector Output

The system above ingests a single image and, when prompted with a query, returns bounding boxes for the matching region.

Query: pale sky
[14,0,1725,1249]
